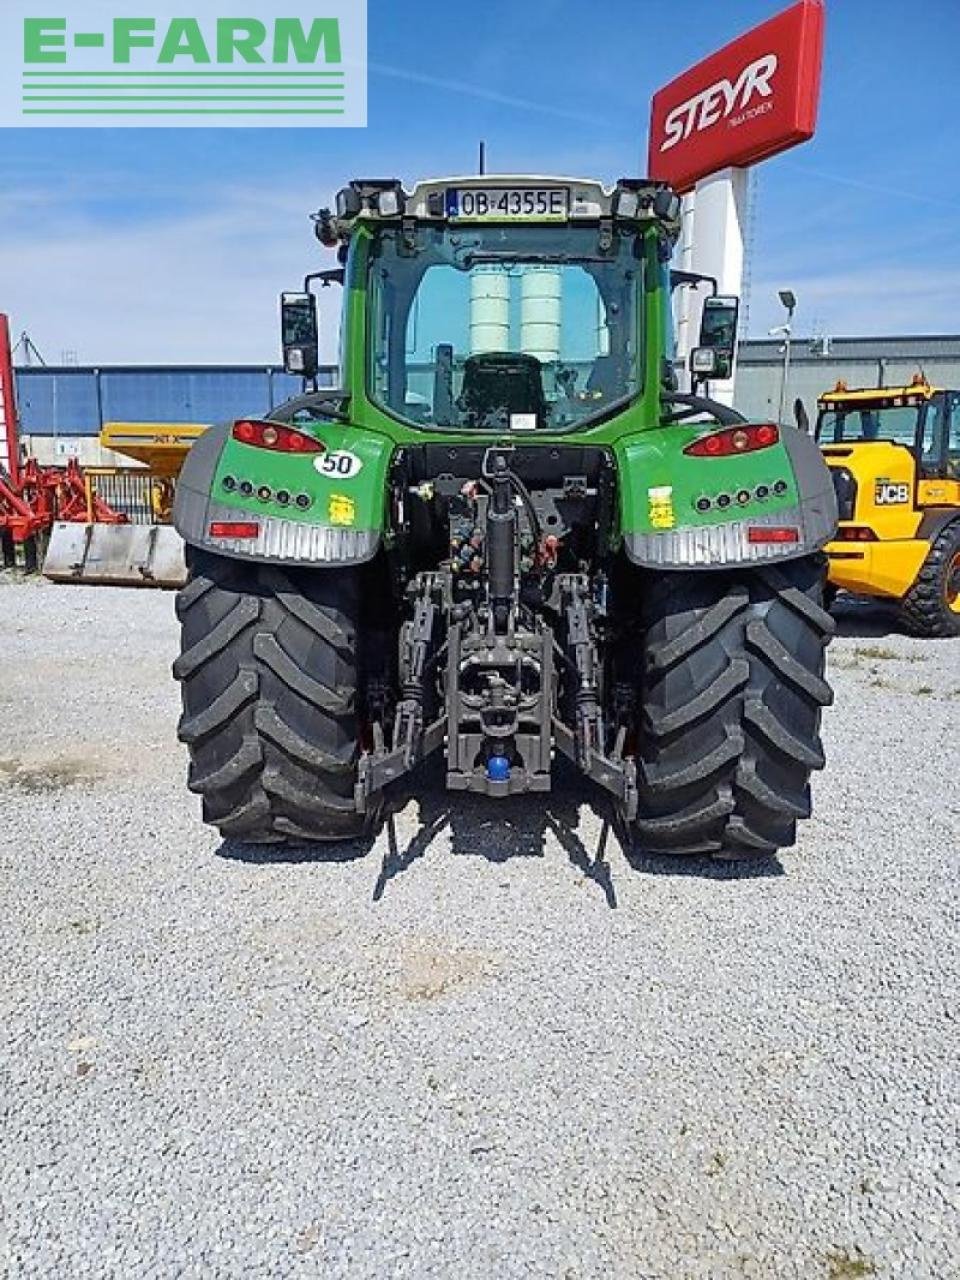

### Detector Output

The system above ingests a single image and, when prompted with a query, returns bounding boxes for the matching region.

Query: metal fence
[15,365,338,437]
[84,469,174,525]
[15,338,960,439]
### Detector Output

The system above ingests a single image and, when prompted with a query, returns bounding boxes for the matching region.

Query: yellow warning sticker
[328,493,356,526]
[648,484,675,530]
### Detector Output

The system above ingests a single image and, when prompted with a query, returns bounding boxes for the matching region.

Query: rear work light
[685,424,779,458]
[232,419,325,454]
[837,526,878,542]
[747,526,799,544]
[209,521,260,539]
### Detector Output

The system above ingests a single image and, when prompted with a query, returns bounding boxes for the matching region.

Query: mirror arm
[305,268,345,290]
[670,269,718,296]
[662,392,747,427]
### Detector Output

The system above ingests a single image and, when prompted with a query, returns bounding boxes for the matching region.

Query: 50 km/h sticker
[315,450,363,479]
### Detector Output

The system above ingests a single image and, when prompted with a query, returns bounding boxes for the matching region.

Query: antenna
[739,169,759,337]
[478,140,486,176]
[12,330,46,367]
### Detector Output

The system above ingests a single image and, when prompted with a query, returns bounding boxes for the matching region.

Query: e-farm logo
[0,1,366,127]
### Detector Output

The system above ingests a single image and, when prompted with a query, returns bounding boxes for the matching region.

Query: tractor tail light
[747,526,799,544]
[209,521,260,539]
[685,424,780,457]
[232,419,325,454]
[837,525,878,542]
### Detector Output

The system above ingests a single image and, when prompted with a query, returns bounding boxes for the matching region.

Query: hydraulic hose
[486,459,517,633]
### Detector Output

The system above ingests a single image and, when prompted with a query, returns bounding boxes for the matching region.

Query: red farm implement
[0,313,126,571]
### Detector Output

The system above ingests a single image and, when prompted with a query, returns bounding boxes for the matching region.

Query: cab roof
[818,377,944,406]
[327,175,682,239]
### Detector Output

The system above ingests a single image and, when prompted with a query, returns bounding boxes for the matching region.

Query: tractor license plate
[445,187,569,221]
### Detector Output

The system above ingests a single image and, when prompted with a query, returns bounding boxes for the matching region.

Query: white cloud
[368,62,609,127]
[1,182,344,365]
[5,175,958,370]
[749,264,960,339]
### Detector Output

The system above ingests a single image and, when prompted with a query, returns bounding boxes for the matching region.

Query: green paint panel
[193,222,812,554]
[212,422,393,529]
[616,428,799,534]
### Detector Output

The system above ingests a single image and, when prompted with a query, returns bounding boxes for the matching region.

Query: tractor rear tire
[173,548,367,844]
[898,521,960,638]
[634,556,835,862]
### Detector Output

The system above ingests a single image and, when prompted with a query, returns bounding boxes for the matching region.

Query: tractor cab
[816,378,960,512]
[281,175,683,436]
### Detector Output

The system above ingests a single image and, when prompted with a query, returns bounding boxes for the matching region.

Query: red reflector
[231,419,324,454]
[838,525,878,542]
[209,521,260,539]
[747,526,799,544]
[755,424,778,446]
[685,424,780,458]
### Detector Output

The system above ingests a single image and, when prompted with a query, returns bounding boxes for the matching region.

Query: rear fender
[619,423,837,569]
[174,420,390,566]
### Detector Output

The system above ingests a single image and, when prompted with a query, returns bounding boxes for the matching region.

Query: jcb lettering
[875,482,910,505]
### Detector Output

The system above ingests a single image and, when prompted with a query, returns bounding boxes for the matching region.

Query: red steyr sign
[648,0,825,194]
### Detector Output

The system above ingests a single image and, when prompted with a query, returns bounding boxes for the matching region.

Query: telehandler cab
[173,175,837,860]
[817,377,960,636]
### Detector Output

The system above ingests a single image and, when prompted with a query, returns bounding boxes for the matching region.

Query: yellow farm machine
[816,377,960,636]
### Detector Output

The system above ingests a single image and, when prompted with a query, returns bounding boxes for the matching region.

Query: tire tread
[635,555,833,861]
[898,521,960,638]
[174,549,367,843]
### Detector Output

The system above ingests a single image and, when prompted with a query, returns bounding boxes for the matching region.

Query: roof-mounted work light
[336,179,405,219]
[614,189,641,220]
[335,186,362,219]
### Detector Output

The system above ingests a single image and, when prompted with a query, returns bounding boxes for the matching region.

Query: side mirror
[280,291,318,379]
[793,397,810,434]
[696,294,739,381]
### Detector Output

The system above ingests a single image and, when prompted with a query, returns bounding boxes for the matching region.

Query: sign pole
[674,192,697,382]
[0,314,20,488]
[688,167,748,406]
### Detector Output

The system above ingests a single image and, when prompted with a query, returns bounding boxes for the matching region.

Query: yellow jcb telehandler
[813,377,960,635]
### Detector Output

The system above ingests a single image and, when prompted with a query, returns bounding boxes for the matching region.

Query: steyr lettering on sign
[660,54,778,153]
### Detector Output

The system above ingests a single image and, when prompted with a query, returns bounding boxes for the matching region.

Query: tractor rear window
[366,224,644,432]
[816,403,920,446]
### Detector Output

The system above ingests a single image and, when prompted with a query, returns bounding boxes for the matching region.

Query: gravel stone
[0,577,957,1278]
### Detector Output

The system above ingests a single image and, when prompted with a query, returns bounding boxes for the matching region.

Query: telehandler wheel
[634,556,835,862]
[173,548,367,844]
[898,522,960,638]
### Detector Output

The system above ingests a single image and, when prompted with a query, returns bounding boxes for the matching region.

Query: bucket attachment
[43,522,187,588]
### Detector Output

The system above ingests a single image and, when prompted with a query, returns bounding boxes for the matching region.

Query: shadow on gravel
[625,847,785,880]
[832,597,904,638]
[217,839,370,866]
[370,758,622,906]
[218,757,783,904]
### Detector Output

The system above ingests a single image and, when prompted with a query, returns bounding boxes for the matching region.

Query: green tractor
[173,175,837,861]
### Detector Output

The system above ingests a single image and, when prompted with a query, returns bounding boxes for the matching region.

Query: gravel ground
[1,575,957,1279]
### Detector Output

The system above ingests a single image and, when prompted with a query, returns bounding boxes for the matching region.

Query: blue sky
[1,0,958,363]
